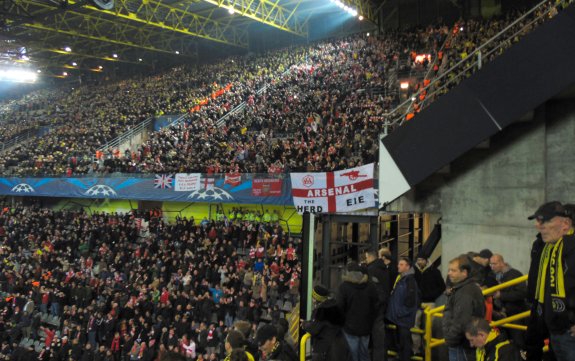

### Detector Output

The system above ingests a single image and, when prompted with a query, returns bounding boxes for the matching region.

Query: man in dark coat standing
[386,257,419,361]
[337,261,379,361]
[302,285,348,361]
[525,201,575,361]
[364,249,391,361]
[443,255,486,361]
[413,255,445,355]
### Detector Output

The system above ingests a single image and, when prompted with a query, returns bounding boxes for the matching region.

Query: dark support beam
[321,214,331,289]
[408,214,415,260]
[390,215,399,261]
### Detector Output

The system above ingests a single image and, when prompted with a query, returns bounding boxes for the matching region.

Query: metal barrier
[423,275,530,361]
[300,332,311,361]
[300,275,532,361]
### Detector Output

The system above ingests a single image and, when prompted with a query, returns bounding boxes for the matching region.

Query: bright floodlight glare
[175,51,180,54]
[358,15,364,20]
[228,7,235,14]
[366,32,370,36]
[37,69,42,73]
[72,62,77,66]
[98,65,103,69]
[64,46,72,52]
[112,54,118,58]
[400,82,409,90]
[0,69,38,83]
[62,72,68,76]
[351,9,358,16]
[138,58,143,62]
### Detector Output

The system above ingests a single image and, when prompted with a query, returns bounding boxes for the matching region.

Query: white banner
[290,163,375,214]
[175,173,201,192]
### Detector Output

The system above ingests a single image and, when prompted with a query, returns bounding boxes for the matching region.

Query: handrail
[300,332,311,361]
[399,24,456,123]
[216,68,292,128]
[97,115,154,152]
[423,274,529,361]
[0,128,40,153]
[385,0,559,128]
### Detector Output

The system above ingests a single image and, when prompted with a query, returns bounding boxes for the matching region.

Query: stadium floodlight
[358,15,364,20]
[112,54,118,58]
[175,51,180,54]
[72,62,77,66]
[92,0,114,10]
[64,46,72,52]
[62,72,68,76]
[37,69,42,73]
[138,58,143,62]
[0,68,38,83]
[98,65,103,69]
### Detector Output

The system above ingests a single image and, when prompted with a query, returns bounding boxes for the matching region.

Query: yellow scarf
[535,230,571,303]
[476,329,499,361]
[393,274,401,289]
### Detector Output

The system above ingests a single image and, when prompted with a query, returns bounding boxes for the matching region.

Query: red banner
[252,178,282,197]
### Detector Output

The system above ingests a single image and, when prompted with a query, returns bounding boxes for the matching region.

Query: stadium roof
[0,0,380,79]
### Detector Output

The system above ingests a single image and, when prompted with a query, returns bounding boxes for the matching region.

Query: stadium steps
[379,3,575,205]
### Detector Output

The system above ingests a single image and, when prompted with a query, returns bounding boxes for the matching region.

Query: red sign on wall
[252,178,282,196]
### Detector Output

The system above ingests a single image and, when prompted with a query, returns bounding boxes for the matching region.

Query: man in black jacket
[413,256,445,355]
[489,254,527,348]
[337,261,379,361]
[302,285,348,361]
[443,255,486,361]
[364,249,391,361]
[525,201,575,361]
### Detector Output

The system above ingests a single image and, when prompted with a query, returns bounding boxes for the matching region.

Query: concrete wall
[389,99,575,275]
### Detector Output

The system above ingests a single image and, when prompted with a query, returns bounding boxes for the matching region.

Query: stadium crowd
[1,0,569,176]
[0,205,303,361]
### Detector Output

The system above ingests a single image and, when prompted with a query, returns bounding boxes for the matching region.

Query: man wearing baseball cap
[525,201,575,361]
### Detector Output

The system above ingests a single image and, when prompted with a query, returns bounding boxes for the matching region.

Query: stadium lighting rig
[329,0,359,17]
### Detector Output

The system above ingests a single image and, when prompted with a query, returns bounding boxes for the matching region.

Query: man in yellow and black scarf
[465,317,520,361]
[525,201,575,361]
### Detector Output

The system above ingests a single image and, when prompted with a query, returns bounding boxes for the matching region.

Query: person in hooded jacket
[337,261,379,361]
[302,285,348,361]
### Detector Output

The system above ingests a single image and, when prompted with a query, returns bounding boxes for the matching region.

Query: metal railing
[0,129,38,153]
[97,114,186,153]
[299,275,533,361]
[300,332,311,361]
[385,0,565,128]
[423,274,530,361]
[216,68,293,128]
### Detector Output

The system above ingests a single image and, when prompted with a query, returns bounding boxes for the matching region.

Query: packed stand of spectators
[400,0,573,123]
[102,29,446,175]
[2,0,572,177]
[0,48,307,176]
[0,204,303,360]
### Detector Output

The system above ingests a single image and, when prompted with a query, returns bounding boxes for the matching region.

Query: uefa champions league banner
[0,173,292,205]
[290,163,377,214]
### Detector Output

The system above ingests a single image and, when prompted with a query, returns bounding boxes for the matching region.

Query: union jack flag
[154,174,173,189]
